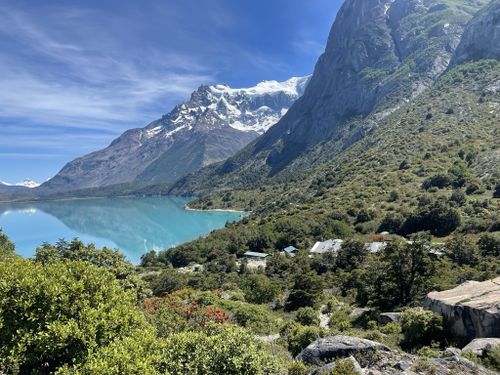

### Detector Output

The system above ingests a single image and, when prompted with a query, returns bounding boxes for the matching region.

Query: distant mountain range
[0,179,40,191]
[39,76,309,194]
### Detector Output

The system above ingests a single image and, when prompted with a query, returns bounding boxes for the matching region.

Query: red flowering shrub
[144,290,232,337]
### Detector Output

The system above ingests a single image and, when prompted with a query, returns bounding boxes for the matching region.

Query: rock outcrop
[297,335,497,374]
[423,277,500,340]
[378,312,402,325]
[296,335,392,365]
[462,338,500,356]
[451,0,500,66]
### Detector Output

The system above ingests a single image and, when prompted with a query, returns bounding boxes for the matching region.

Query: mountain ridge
[39,76,310,194]
[171,0,490,196]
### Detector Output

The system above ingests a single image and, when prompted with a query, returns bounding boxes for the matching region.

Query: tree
[477,234,500,257]
[0,259,148,374]
[444,235,479,266]
[242,274,279,304]
[401,197,461,237]
[286,272,324,311]
[0,228,15,260]
[364,238,436,309]
[151,266,187,296]
[336,240,369,272]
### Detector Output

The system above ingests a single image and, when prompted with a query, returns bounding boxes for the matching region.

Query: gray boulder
[423,277,500,340]
[378,312,402,325]
[462,338,500,357]
[311,356,363,375]
[296,335,391,366]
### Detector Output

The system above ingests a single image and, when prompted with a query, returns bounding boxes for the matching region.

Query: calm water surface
[0,196,242,264]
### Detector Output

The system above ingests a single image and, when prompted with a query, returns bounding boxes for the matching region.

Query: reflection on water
[0,196,242,263]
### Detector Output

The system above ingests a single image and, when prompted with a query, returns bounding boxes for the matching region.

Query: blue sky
[0,0,342,183]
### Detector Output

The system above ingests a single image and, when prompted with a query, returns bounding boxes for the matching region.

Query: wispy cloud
[0,7,215,131]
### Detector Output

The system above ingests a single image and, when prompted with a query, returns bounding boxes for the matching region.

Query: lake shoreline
[184,205,248,214]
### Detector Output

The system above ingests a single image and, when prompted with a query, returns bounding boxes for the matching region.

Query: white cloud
[0,8,215,131]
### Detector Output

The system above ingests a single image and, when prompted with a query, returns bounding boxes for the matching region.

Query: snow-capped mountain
[0,179,40,189]
[41,76,310,193]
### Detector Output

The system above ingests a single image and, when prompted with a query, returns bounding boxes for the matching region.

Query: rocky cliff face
[172,0,489,195]
[41,76,309,193]
[424,277,500,341]
[451,0,500,66]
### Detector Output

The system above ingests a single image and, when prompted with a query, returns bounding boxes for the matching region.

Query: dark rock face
[423,277,500,340]
[451,0,500,66]
[40,77,309,193]
[296,335,392,366]
[260,0,481,168]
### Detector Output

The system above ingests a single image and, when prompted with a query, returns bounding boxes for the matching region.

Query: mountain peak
[41,75,309,193]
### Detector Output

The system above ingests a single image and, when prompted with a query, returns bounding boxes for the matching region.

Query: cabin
[283,245,298,257]
[242,251,269,271]
[243,251,269,260]
[310,239,344,254]
[364,241,388,253]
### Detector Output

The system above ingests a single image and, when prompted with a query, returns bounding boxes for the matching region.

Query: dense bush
[286,271,324,311]
[295,307,320,326]
[0,259,148,374]
[477,234,500,257]
[0,228,15,259]
[400,309,443,350]
[280,321,326,356]
[401,197,461,236]
[444,235,479,266]
[160,324,283,374]
[242,274,280,304]
[34,239,148,299]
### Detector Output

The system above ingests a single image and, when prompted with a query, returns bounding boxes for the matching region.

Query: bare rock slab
[462,338,500,357]
[423,277,500,340]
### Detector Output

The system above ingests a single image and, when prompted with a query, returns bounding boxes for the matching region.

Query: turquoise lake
[0,196,242,264]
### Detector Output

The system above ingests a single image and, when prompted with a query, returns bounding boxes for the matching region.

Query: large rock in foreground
[423,277,500,340]
[462,338,500,357]
[296,335,391,365]
[297,335,497,374]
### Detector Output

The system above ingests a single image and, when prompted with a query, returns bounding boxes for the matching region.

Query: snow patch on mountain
[142,75,311,141]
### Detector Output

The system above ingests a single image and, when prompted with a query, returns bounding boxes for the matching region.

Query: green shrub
[400,308,443,349]
[295,307,320,326]
[328,305,352,331]
[280,321,326,356]
[285,272,324,311]
[160,324,283,374]
[243,274,279,304]
[60,330,162,375]
[0,259,148,374]
[287,361,308,375]
[0,228,15,260]
[477,234,500,257]
[328,359,359,375]
[220,300,278,335]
